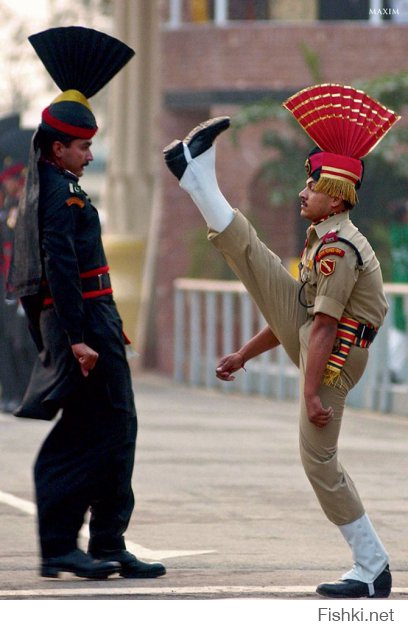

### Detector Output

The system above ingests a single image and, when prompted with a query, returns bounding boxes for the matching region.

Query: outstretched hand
[71,342,99,377]
[215,352,245,381]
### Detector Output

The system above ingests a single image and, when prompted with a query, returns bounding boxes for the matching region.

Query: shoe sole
[163,116,231,156]
[41,566,118,579]
[163,138,182,155]
[119,567,167,579]
[183,116,231,147]
[163,116,231,180]
[316,587,391,599]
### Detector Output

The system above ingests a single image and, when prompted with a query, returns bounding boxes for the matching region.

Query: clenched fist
[71,342,99,377]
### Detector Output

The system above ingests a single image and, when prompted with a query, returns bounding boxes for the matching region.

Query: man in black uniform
[7,27,166,580]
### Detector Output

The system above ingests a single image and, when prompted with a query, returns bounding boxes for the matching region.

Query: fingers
[305,394,334,428]
[310,406,334,429]
[78,354,98,378]
[79,359,89,378]
[215,368,235,381]
[215,353,242,381]
[72,344,99,378]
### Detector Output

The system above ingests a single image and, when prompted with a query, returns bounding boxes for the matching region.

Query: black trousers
[33,347,137,559]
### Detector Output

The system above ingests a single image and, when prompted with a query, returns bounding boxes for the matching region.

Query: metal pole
[369,0,383,24]
[168,0,182,27]
[214,0,228,25]
[189,292,202,385]
[205,292,217,387]
[174,288,185,382]
[240,293,253,394]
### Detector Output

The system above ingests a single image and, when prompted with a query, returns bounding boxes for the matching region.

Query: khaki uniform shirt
[299,211,388,328]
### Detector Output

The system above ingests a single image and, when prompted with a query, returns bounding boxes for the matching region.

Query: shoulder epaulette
[314,232,363,271]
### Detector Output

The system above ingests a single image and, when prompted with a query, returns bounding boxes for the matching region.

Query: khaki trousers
[210,211,368,525]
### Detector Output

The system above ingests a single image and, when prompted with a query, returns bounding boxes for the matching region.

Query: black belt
[355,322,377,344]
[80,272,111,292]
[42,270,113,307]
[338,316,378,349]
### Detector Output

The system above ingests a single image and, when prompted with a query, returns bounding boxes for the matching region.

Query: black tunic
[17,161,135,420]
[16,161,137,557]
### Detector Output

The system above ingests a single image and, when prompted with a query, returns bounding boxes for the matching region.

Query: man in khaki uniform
[163,84,400,598]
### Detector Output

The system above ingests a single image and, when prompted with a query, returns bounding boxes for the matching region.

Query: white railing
[174,278,408,415]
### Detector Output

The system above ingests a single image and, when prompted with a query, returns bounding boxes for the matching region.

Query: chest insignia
[315,247,345,262]
[66,196,85,208]
[319,259,336,276]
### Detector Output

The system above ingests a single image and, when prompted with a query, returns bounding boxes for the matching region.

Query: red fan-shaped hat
[283,83,400,205]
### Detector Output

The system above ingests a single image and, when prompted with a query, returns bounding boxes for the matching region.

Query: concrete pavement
[0,370,407,600]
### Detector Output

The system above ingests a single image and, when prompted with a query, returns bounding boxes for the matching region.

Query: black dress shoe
[91,549,166,579]
[41,549,120,579]
[316,565,392,599]
[163,116,231,180]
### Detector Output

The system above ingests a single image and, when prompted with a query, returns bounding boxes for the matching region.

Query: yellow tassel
[322,365,341,387]
[315,176,358,207]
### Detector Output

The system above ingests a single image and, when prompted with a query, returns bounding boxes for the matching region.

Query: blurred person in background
[0,135,38,412]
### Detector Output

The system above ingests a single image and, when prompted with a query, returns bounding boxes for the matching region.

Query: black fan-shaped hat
[29,27,135,139]
[29,26,135,98]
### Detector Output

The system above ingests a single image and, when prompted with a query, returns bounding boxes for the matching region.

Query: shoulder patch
[315,247,345,262]
[69,182,83,195]
[66,196,85,208]
[319,259,336,276]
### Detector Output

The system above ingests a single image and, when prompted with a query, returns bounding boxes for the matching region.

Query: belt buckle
[97,273,104,290]
[359,324,366,339]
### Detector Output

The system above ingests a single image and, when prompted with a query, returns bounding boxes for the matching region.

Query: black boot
[90,549,166,579]
[163,116,230,180]
[316,565,392,599]
[41,548,120,579]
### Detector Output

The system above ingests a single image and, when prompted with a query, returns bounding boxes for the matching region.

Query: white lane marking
[0,490,215,560]
[0,490,36,516]
[0,585,408,598]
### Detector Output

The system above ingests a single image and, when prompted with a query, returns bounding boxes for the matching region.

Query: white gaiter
[179,143,235,233]
[339,513,389,596]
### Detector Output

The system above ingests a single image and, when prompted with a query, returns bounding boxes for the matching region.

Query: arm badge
[66,196,85,208]
[315,246,344,262]
[319,259,336,276]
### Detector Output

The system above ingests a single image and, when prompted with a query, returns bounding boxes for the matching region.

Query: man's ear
[52,140,65,158]
[330,196,344,212]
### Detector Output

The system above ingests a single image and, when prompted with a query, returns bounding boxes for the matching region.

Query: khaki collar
[311,211,350,239]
